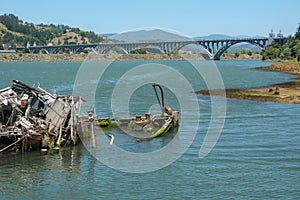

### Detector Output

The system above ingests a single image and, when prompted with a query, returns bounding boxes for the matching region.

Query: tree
[131,47,147,54]
[22,48,30,54]
[262,46,280,60]
[280,47,292,59]
[63,38,68,45]
[234,51,240,58]
[39,49,47,54]
[65,48,70,54]
[295,24,300,40]
[292,41,300,59]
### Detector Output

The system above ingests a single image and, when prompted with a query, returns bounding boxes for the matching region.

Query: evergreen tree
[295,24,300,40]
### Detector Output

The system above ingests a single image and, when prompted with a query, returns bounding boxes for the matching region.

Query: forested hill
[262,25,300,61]
[0,14,106,49]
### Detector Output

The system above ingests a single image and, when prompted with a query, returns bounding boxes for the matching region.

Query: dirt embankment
[0,53,210,62]
[197,61,300,104]
[0,53,87,62]
[0,52,263,62]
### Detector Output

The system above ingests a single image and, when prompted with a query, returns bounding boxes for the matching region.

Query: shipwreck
[94,83,180,140]
[0,81,179,153]
[0,80,83,153]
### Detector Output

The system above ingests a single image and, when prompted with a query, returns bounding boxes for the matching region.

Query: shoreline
[0,52,261,62]
[197,61,300,104]
[0,53,204,62]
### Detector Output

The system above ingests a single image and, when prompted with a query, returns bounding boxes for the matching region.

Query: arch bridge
[17,37,284,60]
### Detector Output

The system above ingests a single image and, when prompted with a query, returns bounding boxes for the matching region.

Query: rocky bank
[197,61,300,104]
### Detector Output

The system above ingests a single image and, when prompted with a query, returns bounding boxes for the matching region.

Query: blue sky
[0,0,299,37]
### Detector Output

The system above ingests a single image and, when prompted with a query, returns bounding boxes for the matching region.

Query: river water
[0,60,299,199]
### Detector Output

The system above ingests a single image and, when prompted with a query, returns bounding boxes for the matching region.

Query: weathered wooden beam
[0,134,27,153]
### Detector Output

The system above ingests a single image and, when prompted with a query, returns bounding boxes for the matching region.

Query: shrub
[22,48,30,54]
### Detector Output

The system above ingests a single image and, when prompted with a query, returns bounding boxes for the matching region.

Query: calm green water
[0,60,299,199]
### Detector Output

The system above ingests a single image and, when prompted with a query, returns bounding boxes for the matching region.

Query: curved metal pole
[152,83,165,113]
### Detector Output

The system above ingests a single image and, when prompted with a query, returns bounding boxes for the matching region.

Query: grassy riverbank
[220,52,262,60]
[197,61,300,104]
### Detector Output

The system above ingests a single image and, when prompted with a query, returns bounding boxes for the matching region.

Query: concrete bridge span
[17,35,285,60]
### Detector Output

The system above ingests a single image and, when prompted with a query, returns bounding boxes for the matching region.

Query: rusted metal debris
[0,80,83,153]
[94,83,180,140]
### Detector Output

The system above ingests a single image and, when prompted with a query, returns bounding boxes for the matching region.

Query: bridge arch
[174,41,213,59]
[213,40,266,60]
[29,47,41,54]
[130,44,165,54]
[127,45,147,54]
[101,45,129,54]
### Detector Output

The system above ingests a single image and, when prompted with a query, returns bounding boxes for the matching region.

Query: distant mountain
[111,29,192,42]
[193,34,234,40]
[0,13,106,48]
[226,43,261,52]
[111,29,209,55]
[193,34,266,40]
